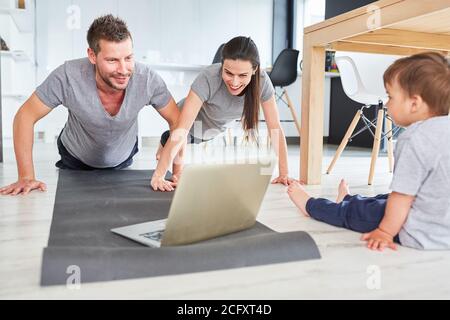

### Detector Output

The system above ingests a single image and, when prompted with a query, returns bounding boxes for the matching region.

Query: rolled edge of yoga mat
[40,231,320,286]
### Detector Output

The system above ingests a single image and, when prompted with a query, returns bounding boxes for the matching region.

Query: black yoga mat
[40,170,321,286]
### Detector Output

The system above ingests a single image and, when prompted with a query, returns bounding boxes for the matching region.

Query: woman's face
[222,59,256,96]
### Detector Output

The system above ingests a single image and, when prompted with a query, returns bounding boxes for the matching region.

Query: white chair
[326,52,402,185]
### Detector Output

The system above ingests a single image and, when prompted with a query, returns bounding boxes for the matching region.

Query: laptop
[111,159,274,247]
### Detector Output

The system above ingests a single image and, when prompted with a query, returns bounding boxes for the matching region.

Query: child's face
[385,80,414,127]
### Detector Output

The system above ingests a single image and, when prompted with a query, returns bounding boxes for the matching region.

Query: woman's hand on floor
[0,179,47,196]
[155,143,163,161]
[170,172,181,187]
[271,175,296,186]
[361,228,397,251]
[150,174,176,192]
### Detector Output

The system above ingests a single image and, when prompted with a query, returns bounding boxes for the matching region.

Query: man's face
[88,38,134,91]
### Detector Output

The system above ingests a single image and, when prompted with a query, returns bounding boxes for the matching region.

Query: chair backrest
[269,49,299,87]
[335,51,401,105]
[212,43,226,64]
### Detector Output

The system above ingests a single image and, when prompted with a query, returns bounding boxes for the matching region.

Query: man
[0,14,181,196]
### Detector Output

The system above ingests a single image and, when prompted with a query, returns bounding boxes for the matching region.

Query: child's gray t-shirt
[188,63,275,140]
[35,58,172,168]
[390,116,450,250]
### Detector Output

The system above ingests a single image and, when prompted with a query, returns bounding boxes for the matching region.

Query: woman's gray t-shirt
[188,63,275,140]
[35,58,172,168]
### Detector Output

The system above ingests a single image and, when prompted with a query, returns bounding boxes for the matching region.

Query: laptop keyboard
[140,230,164,241]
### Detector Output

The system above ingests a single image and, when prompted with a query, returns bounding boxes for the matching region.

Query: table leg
[386,117,394,173]
[368,108,385,185]
[300,41,325,184]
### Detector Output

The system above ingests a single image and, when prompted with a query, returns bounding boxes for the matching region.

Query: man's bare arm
[0,92,52,195]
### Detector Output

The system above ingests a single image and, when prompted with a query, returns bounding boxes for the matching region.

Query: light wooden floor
[1,140,450,299]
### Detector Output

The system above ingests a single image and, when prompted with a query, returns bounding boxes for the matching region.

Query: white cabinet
[0,0,35,142]
[0,7,33,32]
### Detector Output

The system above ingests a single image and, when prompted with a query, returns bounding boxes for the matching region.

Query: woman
[151,36,294,191]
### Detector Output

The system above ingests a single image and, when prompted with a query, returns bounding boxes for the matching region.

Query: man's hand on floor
[0,179,47,196]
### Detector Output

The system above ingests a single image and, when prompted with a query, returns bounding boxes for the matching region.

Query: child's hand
[361,228,397,251]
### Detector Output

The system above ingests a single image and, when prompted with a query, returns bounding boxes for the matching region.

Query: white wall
[34,0,273,140]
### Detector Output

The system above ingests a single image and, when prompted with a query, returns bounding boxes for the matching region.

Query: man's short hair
[87,14,132,55]
[384,52,450,116]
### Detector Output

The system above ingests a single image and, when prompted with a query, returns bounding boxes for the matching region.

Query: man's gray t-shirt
[390,116,450,250]
[188,63,275,140]
[35,58,171,168]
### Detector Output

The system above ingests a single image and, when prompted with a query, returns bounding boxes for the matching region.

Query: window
[294,0,325,57]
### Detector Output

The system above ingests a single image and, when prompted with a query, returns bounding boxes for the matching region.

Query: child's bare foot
[336,179,350,203]
[287,182,311,217]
